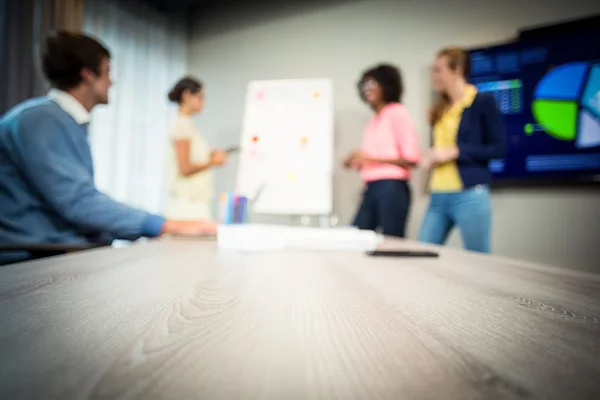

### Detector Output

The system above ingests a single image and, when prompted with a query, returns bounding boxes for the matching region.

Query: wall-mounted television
[469,26,600,183]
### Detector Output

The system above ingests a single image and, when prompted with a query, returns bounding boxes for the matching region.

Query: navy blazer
[441,92,507,188]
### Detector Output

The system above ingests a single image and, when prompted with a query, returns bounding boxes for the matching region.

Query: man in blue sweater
[0,31,216,265]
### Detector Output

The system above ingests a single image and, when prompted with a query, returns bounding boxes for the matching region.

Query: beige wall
[188,0,600,272]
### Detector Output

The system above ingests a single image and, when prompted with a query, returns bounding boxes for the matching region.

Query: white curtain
[83,0,187,214]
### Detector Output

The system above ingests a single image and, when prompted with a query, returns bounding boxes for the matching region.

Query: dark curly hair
[357,64,403,104]
[168,76,203,103]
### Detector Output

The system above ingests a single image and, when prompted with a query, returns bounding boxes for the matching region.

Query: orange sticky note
[252,135,259,143]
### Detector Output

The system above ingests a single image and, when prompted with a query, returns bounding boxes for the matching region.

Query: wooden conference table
[0,237,598,399]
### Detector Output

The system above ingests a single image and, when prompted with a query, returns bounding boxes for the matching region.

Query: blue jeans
[418,185,491,253]
[352,179,411,238]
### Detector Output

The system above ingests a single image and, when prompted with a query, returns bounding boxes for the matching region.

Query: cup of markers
[219,192,248,224]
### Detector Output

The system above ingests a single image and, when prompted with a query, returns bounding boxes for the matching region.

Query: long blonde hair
[429,47,471,127]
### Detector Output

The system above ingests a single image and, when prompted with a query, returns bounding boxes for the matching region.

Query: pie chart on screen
[532,62,600,148]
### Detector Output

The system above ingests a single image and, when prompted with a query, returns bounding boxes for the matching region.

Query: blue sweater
[0,97,165,264]
[453,92,507,188]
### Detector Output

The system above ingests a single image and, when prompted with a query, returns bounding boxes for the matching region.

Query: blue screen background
[469,29,600,181]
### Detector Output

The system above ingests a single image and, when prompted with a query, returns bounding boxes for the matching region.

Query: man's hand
[210,149,228,166]
[161,219,218,236]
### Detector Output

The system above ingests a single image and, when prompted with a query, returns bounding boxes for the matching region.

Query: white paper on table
[217,224,382,253]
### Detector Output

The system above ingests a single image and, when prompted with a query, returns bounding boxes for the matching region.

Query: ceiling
[140,0,234,13]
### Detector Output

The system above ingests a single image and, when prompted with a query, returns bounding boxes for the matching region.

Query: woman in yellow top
[165,77,228,220]
[419,47,506,253]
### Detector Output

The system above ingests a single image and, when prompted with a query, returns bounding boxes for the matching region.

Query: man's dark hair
[357,64,404,104]
[42,30,110,91]
[168,76,203,103]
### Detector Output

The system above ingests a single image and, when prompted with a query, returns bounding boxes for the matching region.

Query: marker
[224,145,240,153]
[233,195,240,224]
[223,192,235,224]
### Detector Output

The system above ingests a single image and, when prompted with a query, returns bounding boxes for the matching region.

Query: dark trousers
[352,179,411,238]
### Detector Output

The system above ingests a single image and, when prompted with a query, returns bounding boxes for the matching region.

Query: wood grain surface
[0,238,598,399]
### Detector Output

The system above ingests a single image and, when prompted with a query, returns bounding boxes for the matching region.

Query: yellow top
[429,84,478,192]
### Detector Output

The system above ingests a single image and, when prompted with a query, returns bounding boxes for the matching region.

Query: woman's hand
[421,146,459,169]
[343,150,368,169]
[343,151,356,168]
[210,149,228,166]
[351,151,369,167]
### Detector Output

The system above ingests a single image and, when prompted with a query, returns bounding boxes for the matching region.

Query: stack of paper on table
[217,224,382,252]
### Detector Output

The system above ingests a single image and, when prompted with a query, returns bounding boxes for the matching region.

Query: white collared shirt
[47,89,91,125]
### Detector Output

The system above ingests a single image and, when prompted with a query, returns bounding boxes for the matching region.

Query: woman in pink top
[344,64,421,238]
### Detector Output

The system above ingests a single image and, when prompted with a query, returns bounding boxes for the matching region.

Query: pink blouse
[360,103,421,182]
